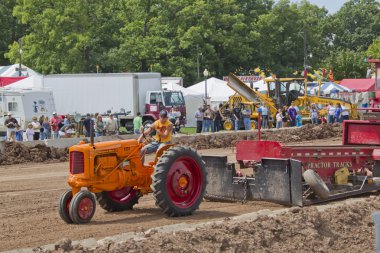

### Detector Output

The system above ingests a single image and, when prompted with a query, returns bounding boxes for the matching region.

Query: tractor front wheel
[95,186,140,212]
[58,190,73,224]
[151,146,207,217]
[69,190,96,224]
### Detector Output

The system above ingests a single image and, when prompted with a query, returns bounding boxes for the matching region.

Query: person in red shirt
[49,112,62,139]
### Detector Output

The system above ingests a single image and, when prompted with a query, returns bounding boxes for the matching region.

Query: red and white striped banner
[223,76,263,82]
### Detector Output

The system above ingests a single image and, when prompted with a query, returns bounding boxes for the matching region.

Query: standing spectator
[310,104,319,125]
[341,102,350,121]
[49,112,62,140]
[233,102,241,131]
[95,115,105,137]
[259,103,269,129]
[83,113,93,137]
[213,104,224,132]
[4,113,18,141]
[282,106,288,127]
[327,102,336,124]
[63,114,71,126]
[242,105,252,130]
[195,106,204,133]
[15,125,23,142]
[296,114,303,127]
[287,103,297,127]
[276,109,283,129]
[105,114,118,135]
[41,116,50,140]
[39,115,45,140]
[335,103,343,123]
[133,112,142,135]
[202,105,213,132]
[31,116,41,140]
[26,123,34,141]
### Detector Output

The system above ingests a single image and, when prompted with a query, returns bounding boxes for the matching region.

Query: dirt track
[0,138,342,251]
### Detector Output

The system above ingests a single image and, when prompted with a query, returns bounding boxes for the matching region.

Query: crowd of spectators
[4,112,121,142]
[3,101,350,142]
[194,101,350,133]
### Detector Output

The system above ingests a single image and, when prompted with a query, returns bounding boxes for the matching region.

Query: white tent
[0,64,40,77]
[6,74,44,89]
[187,77,235,106]
[163,82,203,127]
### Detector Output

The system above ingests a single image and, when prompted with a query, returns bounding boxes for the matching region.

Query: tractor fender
[153,144,175,164]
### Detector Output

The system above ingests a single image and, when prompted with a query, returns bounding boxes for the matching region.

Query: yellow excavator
[222,73,358,130]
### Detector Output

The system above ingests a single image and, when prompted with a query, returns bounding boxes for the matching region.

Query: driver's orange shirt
[153,120,173,143]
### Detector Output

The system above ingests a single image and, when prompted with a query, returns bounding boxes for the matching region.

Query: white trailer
[43,73,161,116]
[42,73,186,130]
[0,89,56,133]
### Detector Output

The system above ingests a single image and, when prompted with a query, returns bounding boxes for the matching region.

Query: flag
[328,68,334,82]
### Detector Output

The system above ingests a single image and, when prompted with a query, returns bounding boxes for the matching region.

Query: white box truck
[42,73,186,130]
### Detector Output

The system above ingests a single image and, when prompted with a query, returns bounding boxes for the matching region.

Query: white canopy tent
[187,77,235,107]
[163,82,203,127]
[6,74,44,89]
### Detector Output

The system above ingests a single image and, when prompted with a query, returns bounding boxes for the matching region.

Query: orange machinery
[58,136,207,224]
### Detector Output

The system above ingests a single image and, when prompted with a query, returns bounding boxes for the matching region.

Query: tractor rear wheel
[151,146,207,217]
[304,169,330,199]
[69,190,96,224]
[58,190,73,224]
[95,186,140,212]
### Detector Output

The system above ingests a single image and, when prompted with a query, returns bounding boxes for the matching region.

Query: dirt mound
[174,123,342,149]
[0,142,68,165]
[49,197,378,253]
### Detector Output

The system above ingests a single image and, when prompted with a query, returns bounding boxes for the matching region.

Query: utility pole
[18,38,22,77]
[303,29,307,78]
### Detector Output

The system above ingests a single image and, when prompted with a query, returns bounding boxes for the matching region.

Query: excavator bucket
[203,156,303,206]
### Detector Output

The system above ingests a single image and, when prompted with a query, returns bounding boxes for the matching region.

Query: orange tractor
[58,134,207,224]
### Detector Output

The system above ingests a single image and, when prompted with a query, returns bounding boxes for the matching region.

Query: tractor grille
[70,151,84,174]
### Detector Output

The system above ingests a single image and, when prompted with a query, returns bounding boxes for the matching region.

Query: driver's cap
[159,110,168,118]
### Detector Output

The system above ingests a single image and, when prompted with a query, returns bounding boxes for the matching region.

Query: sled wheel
[223,120,233,131]
[152,146,207,217]
[69,190,96,224]
[58,190,73,224]
[251,120,258,129]
[304,169,330,199]
[95,186,140,212]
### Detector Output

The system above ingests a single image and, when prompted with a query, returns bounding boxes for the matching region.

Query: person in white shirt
[327,102,336,124]
[25,123,34,141]
[341,102,350,121]
[31,116,41,140]
[105,114,118,136]
[276,109,283,129]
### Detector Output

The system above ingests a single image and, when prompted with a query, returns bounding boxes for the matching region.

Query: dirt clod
[54,238,72,251]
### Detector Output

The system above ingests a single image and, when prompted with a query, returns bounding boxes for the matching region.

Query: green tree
[367,36,380,59]
[326,0,380,52]
[6,0,126,74]
[0,0,24,65]
[252,0,328,76]
[323,49,368,80]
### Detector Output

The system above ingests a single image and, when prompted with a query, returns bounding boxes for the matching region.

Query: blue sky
[287,0,348,13]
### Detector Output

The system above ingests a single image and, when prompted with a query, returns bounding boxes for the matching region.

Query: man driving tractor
[138,110,173,162]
